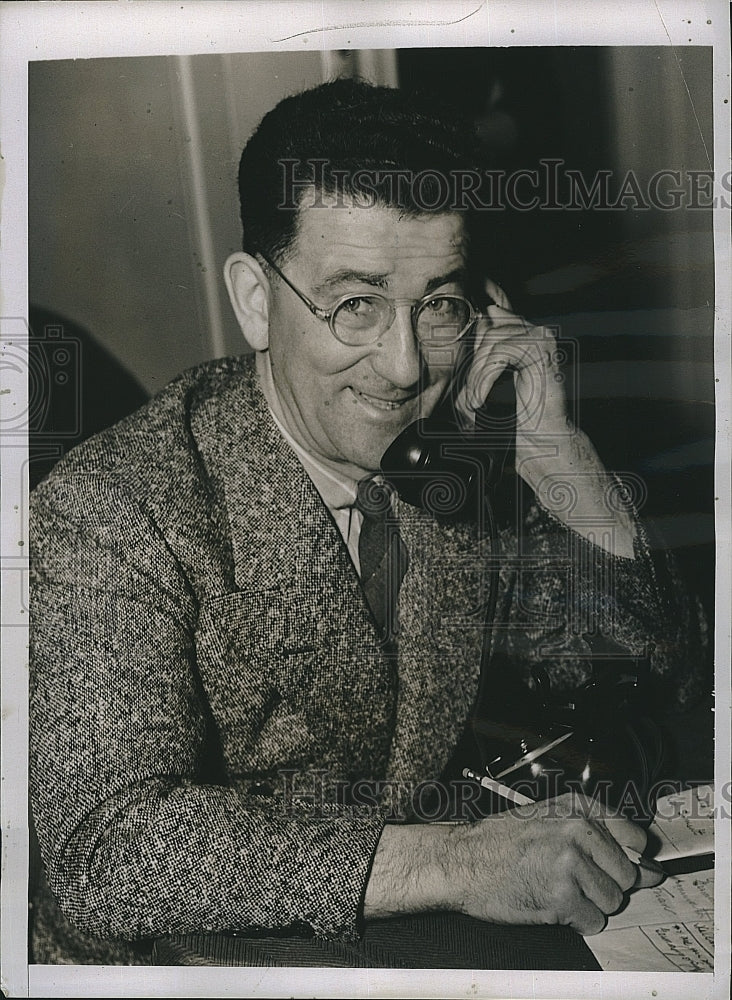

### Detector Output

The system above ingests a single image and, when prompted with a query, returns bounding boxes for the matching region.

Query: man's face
[265,202,470,480]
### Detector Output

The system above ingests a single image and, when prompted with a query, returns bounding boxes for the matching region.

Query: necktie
[356,476,409,644]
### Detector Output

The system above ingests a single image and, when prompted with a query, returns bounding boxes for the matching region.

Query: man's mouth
[353,388,414,412]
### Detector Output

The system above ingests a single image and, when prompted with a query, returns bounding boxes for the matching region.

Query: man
[29,79,705,966]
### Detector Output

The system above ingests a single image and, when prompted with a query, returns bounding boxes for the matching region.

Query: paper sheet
[586,870,714,971]
[646,783,714,861]
[585,785,715,972]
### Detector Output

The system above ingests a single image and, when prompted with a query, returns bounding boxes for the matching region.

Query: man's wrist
[516,427,638,559]
[363,821,469,920]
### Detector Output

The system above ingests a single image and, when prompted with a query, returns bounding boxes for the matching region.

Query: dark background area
[399,46,624,302]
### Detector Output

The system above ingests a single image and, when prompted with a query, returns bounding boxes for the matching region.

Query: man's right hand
[364,792,663,935]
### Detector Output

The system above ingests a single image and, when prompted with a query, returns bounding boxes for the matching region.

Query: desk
[152,914,601,970]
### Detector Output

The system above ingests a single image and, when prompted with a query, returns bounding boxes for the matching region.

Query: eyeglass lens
[333,295,473,345]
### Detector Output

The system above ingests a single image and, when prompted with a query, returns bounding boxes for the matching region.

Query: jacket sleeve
[29,469,385,944]
[493,477,709,711]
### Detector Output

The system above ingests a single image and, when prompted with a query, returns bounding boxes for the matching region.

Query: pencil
[461,767,535,806]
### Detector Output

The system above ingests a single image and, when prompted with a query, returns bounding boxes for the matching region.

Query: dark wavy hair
[237,77,488,267]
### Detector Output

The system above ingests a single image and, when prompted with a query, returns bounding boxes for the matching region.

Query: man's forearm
[516,424,638,559]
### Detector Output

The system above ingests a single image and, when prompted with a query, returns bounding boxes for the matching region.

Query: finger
[469,334,537,383]
[633,860,665,889]
[572,853,625,917]
[453,387,477,429]
[582,822,640,893]
[461,327,564,428]
[483,303,526,325]
[602,815,648,857]
[565,893,608,936]
[483,277,512,310]
[470,314,515,353]
[471,323,554,380]
[472,312,530,351]
[597,817,658,891]
[568,797,649,854]
[459,351,515,411]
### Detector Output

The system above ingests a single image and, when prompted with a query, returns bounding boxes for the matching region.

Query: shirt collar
[255,352,360,512]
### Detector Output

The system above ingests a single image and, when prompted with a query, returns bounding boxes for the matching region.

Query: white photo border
[1,2,729,998]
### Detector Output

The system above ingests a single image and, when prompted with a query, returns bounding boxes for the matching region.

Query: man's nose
[370,305,422,388]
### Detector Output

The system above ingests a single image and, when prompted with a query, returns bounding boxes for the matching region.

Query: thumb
[453,383,477,430]
[453,349,508,425]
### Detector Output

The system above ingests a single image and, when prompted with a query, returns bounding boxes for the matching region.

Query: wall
[30,51,325,392]
[29,49,400,394]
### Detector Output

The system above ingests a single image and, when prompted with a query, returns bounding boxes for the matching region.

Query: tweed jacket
[29,354,706,964]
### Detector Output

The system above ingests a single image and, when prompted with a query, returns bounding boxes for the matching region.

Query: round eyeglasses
[259,252,483,348]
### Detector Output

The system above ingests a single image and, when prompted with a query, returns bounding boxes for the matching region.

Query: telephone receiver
[380,367,516,519]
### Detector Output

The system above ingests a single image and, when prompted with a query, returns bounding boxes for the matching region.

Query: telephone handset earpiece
[380,367,516,519]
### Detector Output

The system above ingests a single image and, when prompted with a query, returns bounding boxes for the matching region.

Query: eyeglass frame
[257,251,485,347]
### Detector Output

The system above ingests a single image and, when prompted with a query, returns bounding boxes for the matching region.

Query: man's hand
[455,295,638,558]
[455,302,571,450]
[364,793,663,935]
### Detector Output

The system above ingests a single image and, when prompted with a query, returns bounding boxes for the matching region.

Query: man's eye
[425,297,458,316]
[340,297,372,315]
[334,295,383,332]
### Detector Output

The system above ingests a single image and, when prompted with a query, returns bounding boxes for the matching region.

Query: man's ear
[223,252,271,351]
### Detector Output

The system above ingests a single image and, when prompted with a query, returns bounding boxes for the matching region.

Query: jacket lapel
[190,361,397,776]
[387,499,486,786]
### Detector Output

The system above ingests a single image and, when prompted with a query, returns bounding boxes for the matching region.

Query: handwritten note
[647,784,714,861]
[586,871,714,972]
[604,869,713,930]
[585,785,716,972]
